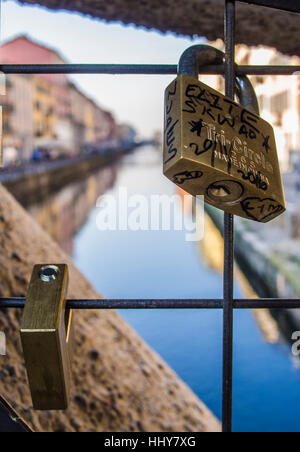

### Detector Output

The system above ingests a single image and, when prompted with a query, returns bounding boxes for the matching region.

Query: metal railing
[1,0,299,433]
[238,0,298,13]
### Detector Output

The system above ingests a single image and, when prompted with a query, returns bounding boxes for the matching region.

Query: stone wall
[18,0,300,57]
[0,184,220,432]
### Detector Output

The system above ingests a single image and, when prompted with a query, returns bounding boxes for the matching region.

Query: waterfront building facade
[0,35,116,160]
[2,73,33,161]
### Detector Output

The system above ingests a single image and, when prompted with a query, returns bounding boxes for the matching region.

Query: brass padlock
[163,45,286,223]
[20,264,72,410]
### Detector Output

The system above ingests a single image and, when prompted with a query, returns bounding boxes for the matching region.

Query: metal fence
[1,0,300,433]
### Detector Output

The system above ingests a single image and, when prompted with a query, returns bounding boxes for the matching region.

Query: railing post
[222,0,236,434]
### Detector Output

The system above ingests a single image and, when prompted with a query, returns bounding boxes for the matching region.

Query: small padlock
[20,264,72,410]
[163,45,286,223]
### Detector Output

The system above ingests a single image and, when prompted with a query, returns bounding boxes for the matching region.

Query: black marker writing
[238,170,268,191]
[164,82,178,164]
[262,135,271,153]
[241,197,284,222]
[173,170,203,185]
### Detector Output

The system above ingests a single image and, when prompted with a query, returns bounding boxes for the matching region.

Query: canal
[28,147,300,432]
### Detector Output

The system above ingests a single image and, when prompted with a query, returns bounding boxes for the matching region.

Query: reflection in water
[28,165,117,254]
[27,146,300,432]
[72,147,300,432]
[199,214,280,345]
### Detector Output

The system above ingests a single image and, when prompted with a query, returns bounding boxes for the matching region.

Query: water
[73,147,300,432]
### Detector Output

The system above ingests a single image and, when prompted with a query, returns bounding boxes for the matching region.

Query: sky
[1,0,205,138]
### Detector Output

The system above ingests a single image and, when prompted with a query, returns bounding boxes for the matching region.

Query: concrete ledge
[1,152,124,207]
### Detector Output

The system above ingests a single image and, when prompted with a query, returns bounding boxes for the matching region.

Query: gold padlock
[20,264,72,410]
[163,45,286,223]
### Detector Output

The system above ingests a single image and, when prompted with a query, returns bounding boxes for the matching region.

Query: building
[0,35,117,160]
[236,45,300,172]
[32,75,55,145]
[69,82,116,153]
[2,74,33,160]
[69,82,86,154]
[199,41,300,173]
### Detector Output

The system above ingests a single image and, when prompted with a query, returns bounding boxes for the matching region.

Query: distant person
[32,149,42,162]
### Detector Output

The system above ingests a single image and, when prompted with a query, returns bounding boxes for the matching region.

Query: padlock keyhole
[210,186,231,198]
[39,265,60,283]
[206,180,244,206]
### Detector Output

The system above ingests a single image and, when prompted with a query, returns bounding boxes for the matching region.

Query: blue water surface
[74,150,300,432]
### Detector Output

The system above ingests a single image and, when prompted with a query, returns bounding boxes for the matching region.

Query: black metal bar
[236,299,300,309]
[0,64,178,75]
[58,298,300,309]
[212,66,300,76]
[69,299,225,309]
[0,396,32,432]
[238,0,300,13]
[0,64,300,76]
[204,66,300,76]
[1,298,300,310]
[223,0,236,434]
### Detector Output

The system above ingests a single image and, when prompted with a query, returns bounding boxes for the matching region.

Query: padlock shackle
[178,44,260,115]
